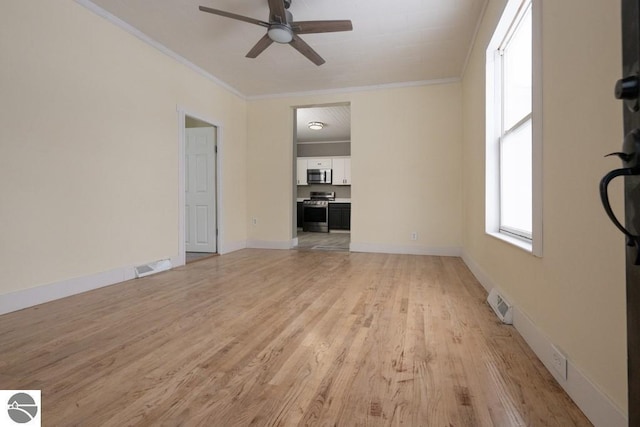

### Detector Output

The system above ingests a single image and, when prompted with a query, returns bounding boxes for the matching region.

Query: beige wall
[0,0,247,295]
[462,0,626,412]
[352,85,462,249]
[247,84,463,250]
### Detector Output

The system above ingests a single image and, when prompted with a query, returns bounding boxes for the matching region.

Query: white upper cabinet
[297,158,308,185]
[332,158,351,185]
[298,157,350,185]
[306,158,332,168]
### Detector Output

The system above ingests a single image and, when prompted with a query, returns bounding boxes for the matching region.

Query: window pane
[503,5,532,130]
[501,119,532,235]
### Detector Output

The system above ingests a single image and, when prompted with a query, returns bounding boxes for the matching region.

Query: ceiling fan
[199,0,353,66]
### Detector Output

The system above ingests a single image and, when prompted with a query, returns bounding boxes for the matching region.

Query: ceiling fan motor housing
[268,10,294,43]
[283,10,293,24]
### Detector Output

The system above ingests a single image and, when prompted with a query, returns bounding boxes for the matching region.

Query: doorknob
[615,75,639,99]
[600,129,640,264]
[615,73,640,111]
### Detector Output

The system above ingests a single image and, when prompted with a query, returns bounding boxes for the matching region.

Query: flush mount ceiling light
[308,121,324,130]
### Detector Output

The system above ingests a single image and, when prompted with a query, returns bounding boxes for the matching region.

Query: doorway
[184,115,218,263]
[293,104,351,252]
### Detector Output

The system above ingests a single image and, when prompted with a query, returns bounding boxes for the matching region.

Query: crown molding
[75,0,463,101]
[74,0,245,100]
[246,77,462,101]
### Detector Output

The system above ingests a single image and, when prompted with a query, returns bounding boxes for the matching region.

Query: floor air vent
[134,259,172,278]
[487,288,513,324]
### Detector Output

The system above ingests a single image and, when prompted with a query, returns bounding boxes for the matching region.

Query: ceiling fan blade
[199,6,269,27]
[246,34,274,58]
[292,20,353,34]
[268,0,288,24]
[289,34,325,66]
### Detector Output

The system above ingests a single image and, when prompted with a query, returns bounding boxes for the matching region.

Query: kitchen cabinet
[332,158,351,185]
[297,202,304,228]
[329,203,351,230]
[296,158,308,185]
[306,158,332,168]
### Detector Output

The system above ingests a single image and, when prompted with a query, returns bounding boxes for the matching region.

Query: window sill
[487,231,533,254]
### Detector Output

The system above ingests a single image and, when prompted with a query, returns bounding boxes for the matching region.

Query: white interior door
[185,127,216,253]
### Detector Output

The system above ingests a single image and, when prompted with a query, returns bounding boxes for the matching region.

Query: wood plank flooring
[0,250,591,426]
[296,231,350,251]
[186,252,218,263]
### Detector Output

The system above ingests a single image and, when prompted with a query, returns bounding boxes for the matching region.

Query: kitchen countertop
[297,198,351,203]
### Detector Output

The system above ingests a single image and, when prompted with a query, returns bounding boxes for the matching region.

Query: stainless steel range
[302,191,335,233]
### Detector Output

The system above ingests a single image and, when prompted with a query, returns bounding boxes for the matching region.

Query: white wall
[246,84,463,254]
[462,0,626,416]
[0,0,247,298]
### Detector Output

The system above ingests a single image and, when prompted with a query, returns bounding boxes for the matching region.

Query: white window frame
[486,0,542,256]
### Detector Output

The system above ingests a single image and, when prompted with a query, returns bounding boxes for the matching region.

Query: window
[486,0,541,254]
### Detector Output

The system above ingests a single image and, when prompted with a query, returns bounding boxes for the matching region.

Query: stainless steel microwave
[307,168,332,184]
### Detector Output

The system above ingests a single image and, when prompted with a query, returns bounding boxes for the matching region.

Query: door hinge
[215,145,218,153]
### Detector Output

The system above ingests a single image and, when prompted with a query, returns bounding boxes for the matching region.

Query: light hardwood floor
[296,231,350,251]
[0,250,591,426]
[186,252,218,263]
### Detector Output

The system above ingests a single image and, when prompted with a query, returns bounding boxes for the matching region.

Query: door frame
[177,106,222,266]
[291,102,352,246]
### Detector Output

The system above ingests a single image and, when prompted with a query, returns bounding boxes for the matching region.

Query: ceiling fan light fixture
[308,121,324,130]
[268,25,293,44]
[199,3,353,65]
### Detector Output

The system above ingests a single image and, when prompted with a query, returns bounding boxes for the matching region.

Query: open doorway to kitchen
[293,104,351,252]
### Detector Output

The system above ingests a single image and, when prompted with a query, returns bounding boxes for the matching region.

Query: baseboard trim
[0,242,248,316]
[246,239,296,250]
[219,239,247,254]
[349,242,461,257]
[460,250,627,427]
[459,250,493,293]
[513,307,626,427]
[0,266,136,316]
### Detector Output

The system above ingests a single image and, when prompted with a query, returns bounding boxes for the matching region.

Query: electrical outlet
[411,232,418,241]
[252,218,257,225]
[551,345,567,380]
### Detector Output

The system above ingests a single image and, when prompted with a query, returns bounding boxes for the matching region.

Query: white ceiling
[296,105,350,142]
[84,0,487,98]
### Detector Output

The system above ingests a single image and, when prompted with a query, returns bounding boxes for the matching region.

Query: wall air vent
[487,288,513,324]
[134,259,172,278]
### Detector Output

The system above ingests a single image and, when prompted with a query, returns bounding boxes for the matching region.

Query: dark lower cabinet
[297,202,304,228]
[329,203,351,230]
